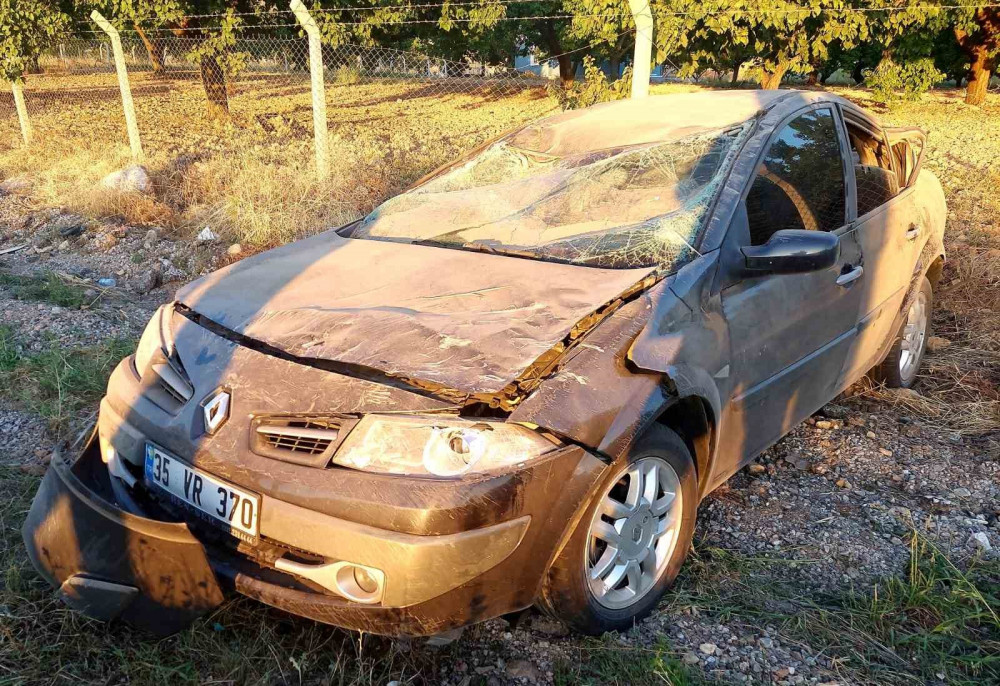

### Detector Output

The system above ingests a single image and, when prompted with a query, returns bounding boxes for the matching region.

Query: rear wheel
[873,276,932,388]
[537,425,697,634]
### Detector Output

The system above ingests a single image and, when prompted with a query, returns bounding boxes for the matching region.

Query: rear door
[717,106,864,468]
[839,110,926,382]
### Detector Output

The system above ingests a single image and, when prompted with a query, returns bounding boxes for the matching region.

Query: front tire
[537,425,697,635]
[873,276,932,388]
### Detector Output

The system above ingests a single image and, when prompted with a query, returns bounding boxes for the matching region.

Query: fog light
[274,557,385,604]
[354,566,379,594]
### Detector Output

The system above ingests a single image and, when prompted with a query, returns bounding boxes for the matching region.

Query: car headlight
[133,304,174,377]
[332,415,558,477]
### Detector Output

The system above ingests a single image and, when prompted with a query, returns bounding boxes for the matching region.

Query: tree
[954,7,999,105]
[83,0,184,72]
[931,27,967,86]
[92,0,276,117]
[0,0,71,82]
[655,0,870,90]
[310,1,579,83]
[564,0,634,79]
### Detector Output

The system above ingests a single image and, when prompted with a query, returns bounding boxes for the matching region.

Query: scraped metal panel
[177,232,654,394]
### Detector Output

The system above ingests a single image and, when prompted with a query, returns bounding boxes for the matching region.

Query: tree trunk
[609,55,621,80]
[542,20,575,87]
[759,62,789,89]
[966,47,992,105]
[556,55,575,87]
[136,25,166,74]
[25,54,42,74]
[955,10,999,106]
[731,59,743,86]
[806,69,819,86]
[199,54,229,117]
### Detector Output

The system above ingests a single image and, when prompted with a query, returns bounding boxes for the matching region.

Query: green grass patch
[0,270,89,308]
[0,329,135,432]
[670,539,1000,685]
[0,325,20,372]
[554,636,709,685]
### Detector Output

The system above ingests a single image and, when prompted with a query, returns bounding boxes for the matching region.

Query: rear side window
[745,108,847,246]
[845,119,899,216]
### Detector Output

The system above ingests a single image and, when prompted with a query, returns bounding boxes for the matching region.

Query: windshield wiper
[413,238,544,262]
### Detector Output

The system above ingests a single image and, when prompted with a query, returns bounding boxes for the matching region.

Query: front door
[716,106,864,472]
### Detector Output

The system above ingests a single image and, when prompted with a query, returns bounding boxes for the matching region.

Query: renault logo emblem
[202,390,231,435]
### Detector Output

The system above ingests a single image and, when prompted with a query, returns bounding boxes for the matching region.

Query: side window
[845,118,899,216]
[745,109,847,246]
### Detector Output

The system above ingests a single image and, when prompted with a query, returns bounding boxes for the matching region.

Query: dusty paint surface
[177,230,654,394]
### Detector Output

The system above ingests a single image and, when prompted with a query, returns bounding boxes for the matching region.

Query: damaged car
[23,90,945,637]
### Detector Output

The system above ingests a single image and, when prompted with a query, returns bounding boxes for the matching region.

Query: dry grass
[1,72,557,245]
[829,87,1000,437]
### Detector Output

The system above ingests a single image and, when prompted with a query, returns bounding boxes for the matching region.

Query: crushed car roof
[508,90,793,156]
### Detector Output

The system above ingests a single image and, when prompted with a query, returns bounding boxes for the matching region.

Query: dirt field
[1,84,998,685]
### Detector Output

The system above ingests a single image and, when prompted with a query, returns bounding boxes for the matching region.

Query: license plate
[144,444,260,543]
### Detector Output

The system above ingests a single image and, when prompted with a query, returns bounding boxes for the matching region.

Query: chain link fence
[2,25,552,165]
[0,14,561,245]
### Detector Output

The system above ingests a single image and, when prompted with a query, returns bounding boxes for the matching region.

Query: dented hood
[177,231,653,394]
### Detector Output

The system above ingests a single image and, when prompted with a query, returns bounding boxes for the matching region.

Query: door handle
[836,265,864,287]
[906,224,921,241]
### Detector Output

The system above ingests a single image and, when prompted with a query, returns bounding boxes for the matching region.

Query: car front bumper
[22,425,607,637]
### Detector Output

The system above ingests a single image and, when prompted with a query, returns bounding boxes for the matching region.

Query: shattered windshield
[347,122,751,269]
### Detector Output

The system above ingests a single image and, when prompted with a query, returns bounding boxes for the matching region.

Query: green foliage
[333,63,361,84]
[85,0,185,29]
[553,55,631,109]
[658,0,873,89]
[0,325,20,372]
[554,635,709,685]
[185,9,248,77]
[0,332,135,430]
[865,58,944,104]
[0,0,70,81]
[0,271,89,308]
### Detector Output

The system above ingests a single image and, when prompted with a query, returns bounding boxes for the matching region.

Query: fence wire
[2,30,553,158]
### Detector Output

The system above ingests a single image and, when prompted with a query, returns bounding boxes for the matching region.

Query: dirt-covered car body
[23,90,945,637]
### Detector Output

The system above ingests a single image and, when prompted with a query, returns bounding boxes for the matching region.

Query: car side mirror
[740,229,841,275]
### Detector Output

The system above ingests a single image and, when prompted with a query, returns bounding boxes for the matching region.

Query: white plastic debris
[197,227,219,242]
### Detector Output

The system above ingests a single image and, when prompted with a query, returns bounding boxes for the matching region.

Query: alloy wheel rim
[585,456,683,610]
[899,291,928,380]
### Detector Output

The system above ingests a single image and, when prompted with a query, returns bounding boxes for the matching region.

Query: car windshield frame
[340,119,754,271]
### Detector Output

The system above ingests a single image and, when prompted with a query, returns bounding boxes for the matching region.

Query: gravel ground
[1,90,998,686]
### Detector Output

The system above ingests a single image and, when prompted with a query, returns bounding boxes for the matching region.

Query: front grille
[250,416,358,468]
[257,421,339,456]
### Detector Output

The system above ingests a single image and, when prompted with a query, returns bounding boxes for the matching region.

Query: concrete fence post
[91,10,144,161]
[291,0,330,182]
[10,80,32,146]
[628,0,653,99]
